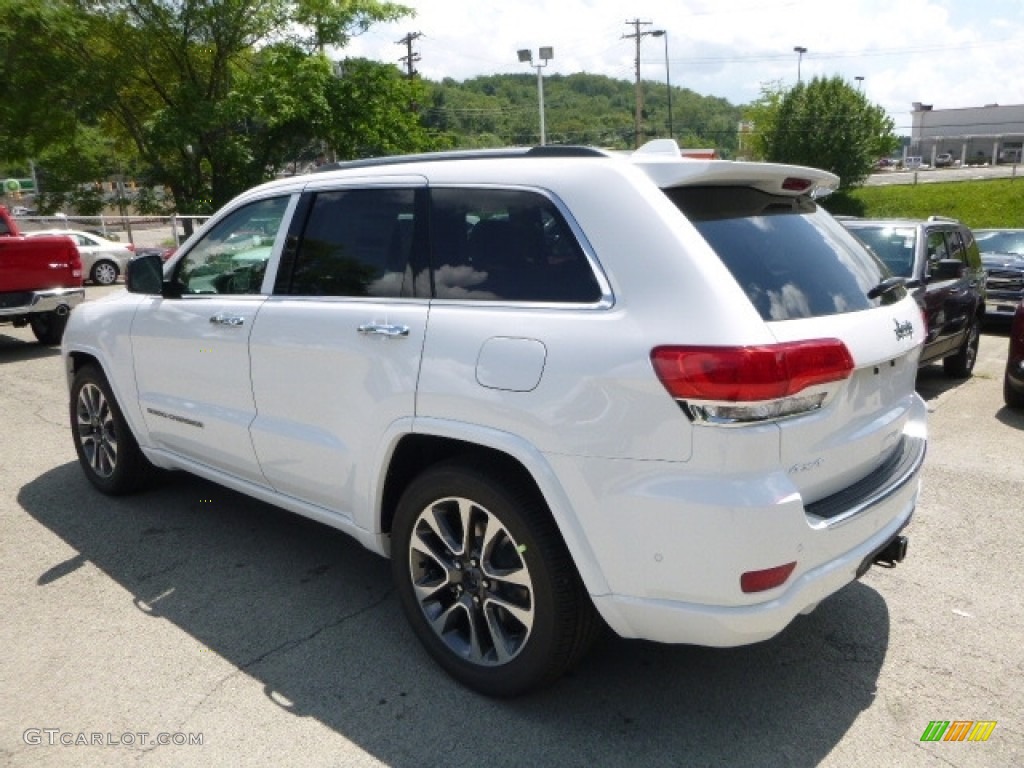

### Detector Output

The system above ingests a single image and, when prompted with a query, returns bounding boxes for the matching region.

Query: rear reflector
[651,339,854,402]
[741,562,797,593]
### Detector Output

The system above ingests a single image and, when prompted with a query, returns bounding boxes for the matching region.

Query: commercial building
[910,102,1024,165]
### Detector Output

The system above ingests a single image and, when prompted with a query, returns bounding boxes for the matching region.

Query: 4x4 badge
[893,318,914,341]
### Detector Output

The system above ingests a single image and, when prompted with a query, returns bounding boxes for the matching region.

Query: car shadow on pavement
[995,405,1024,429]
[0,333,60,362]
[914,364,971,402]
[20,463,892,768]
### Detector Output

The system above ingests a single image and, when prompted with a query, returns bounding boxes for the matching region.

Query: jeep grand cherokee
[63,141,926,696]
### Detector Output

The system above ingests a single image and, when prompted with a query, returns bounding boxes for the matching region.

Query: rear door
[247,181,429,521]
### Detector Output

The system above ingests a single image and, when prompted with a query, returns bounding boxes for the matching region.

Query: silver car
[26,228,134,285]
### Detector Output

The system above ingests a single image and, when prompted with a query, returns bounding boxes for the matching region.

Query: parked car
[132,246,167,261]
[26,228,134,285]
[974,229,1024,320]
[998,148,1022,164]
[0,205,84,344]
[1005,301,1024,408]
[62,140,926,696]
[840,216,986,377]
[934,152,955,168]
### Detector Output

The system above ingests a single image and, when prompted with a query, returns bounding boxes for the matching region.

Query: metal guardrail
[12,214,211,248]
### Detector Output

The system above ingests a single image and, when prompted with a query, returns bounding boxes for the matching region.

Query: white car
[27,228,133,285]
[61,140,928,696]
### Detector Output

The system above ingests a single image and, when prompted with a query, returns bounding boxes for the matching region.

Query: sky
[340,0,1024,136]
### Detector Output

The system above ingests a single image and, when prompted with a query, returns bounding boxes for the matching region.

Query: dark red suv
[1005,301,1024,408]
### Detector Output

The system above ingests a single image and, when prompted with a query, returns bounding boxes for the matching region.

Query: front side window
[285,188,417,298]
[429,188,602,303]
[926,231,950,265]
[947,230,967,263]
[173,197,289,295]
[667,187,894,320]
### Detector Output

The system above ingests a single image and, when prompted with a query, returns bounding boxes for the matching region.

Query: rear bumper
[0,287,85,318]
[593,500,916,647]
[554,402,927,648]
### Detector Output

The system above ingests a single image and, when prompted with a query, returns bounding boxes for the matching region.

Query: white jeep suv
[62,141,927,696]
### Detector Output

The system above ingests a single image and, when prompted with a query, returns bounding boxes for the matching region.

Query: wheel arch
[66,349,156,460]
[377,427,611,597]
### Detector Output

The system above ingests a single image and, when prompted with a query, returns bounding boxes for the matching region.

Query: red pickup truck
[0,205,84,344]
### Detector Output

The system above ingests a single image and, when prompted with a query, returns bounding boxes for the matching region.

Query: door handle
[357,323,409,338]
[210,313,245,327]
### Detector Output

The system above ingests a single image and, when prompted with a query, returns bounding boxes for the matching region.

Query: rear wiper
[867,276,907,300]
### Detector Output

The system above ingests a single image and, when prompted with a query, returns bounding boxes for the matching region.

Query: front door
[131,195,293,485]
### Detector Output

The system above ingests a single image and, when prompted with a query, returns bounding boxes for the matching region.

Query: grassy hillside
[824,178,1024,229]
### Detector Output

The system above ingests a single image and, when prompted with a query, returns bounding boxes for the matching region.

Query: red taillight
[741,562,797,593]
[651,340,854,402]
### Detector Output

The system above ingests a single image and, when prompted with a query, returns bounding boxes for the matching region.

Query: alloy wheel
[407,496,535,666]
[75,382,118,478]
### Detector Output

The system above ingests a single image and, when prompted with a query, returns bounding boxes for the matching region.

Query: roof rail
[315,145,608,173]
[927,215,960,223]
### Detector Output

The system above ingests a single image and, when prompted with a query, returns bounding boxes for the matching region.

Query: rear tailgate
[767,303,924,506]
[0,236,82,292]
[639,151,926,509]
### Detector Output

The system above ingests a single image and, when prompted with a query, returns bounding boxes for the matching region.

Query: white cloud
[340,0,1024,133]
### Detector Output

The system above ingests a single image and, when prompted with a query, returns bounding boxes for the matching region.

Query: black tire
[1005,375,1024,409]
[391,459,600,697]
[29,311,68,345]
[69,364,155,495]
[91,260,119,285]
[943,316,980,378]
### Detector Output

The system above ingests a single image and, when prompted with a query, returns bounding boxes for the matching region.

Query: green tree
[0,0,436,214]
[743,76,897,188]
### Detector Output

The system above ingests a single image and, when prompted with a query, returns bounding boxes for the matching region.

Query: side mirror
[125,252,165,295]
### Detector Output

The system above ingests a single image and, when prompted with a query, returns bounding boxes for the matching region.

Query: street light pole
[517,47,554,145]
[793,46,807,83]
[855,75,865,91]
[651,30,672,139]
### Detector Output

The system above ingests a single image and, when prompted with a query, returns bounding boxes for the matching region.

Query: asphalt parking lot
[1,286,1022,767]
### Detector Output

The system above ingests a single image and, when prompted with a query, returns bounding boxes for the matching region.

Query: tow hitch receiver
[857,534,909,577]
[874,535,909,566]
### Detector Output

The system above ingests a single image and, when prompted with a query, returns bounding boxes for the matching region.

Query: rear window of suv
[664,186,895,320]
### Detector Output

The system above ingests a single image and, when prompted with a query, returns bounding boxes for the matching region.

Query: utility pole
[396,32,422,79]
[623,19,653,149]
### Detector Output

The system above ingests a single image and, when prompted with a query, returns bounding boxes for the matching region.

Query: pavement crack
[169,588,395,734]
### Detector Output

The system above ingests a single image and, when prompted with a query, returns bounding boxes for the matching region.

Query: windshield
[842,226,917,278]
[664,186,895,321]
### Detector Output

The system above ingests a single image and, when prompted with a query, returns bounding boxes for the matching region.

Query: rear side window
[429,188,602,303]
[287,188,417,298]
[666,186,893,320]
